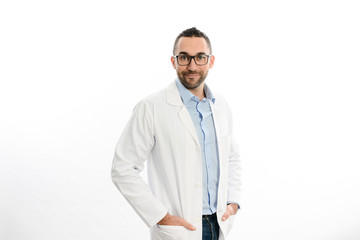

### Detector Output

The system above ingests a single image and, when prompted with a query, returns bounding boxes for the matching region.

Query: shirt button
[195,183,201,188]
[195,146,200,151]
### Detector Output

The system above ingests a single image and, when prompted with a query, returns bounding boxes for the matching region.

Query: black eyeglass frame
[174,54,212,66]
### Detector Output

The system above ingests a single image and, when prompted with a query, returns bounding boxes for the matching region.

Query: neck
[189,84,205,100]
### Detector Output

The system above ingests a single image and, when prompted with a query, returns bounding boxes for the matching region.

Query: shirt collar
[175,78,216,104]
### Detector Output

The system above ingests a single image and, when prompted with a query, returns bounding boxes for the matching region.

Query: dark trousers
[202,213,220,240]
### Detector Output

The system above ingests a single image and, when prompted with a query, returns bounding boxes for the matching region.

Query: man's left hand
[221,203,238,221]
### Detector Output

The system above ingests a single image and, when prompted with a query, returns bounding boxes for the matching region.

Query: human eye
[196,55,207,60]
[196,55,205,60]
[179,55,189,60]
[195,55,208,64]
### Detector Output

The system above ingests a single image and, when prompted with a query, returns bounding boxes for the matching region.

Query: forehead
[175,37,209,55]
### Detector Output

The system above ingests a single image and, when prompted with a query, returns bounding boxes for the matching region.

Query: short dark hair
[173,27,212,55]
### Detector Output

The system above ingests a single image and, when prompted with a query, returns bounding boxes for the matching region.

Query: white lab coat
[111,80,241,240]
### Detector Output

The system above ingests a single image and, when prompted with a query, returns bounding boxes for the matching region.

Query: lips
[184,73,200,78]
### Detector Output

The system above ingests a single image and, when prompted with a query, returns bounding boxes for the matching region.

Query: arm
[225,105,242,216]
[111,100,167,228]
[221,133,241,222]
[218,102,241,222]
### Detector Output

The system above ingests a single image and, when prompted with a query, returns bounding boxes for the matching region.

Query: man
[111,27,241,240]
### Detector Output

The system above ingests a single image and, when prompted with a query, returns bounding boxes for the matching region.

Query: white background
[1,0,360,239]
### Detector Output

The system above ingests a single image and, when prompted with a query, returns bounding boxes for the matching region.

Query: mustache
[182,70,200,75]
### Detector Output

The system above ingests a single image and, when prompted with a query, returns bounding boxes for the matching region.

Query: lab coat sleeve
[226,105,242,208]
[111,100,168,228]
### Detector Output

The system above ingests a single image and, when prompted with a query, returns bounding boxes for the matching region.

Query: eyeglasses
[174,54,211,66]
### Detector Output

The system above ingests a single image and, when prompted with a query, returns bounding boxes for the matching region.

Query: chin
[185,77,200,83]
[178,74,205,89]
[187,80,204,89]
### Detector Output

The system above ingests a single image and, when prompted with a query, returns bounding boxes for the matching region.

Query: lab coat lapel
[209,101,224,159]
[166,81,200,147]
[178,106,200,147]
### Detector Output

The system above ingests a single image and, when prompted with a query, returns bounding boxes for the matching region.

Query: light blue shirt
[176,79,220,215]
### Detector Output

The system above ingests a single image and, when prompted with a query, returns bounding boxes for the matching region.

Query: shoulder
[132,82,174,111]
[138,86,167,106]
[143,88,166,102]
[137,80,178,106]
[213,91,227,103]
[213,91,231,110]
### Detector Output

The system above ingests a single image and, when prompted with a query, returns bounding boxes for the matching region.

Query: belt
[202,212,217,219]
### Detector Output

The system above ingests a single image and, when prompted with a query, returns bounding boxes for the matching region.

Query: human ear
[171,56,176,69]
[209,55,215,69]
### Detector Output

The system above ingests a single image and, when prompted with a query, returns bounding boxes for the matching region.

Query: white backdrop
[1,0,360,239]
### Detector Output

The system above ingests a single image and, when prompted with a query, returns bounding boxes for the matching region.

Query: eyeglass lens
[177,54,208,66]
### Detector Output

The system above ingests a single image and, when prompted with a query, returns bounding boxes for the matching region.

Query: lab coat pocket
[225,214,236,235]
[219,214,236,237]
[155,224,186,240]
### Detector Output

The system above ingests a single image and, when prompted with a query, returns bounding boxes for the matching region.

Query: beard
[177,69,208,90]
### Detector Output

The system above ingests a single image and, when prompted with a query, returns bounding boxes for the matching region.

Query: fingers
[181,219,196,231]
[158,214,196,231]
[228,203,239,215]
[222,204,235,221]
[221,211,230,221]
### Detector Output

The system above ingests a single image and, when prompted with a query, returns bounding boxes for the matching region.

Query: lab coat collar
[166,80,200,147]
[166,80,183,106]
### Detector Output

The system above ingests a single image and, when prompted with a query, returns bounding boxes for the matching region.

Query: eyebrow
[178,51,207,55]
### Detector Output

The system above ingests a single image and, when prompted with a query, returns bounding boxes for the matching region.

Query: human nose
[187,57,197,71]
